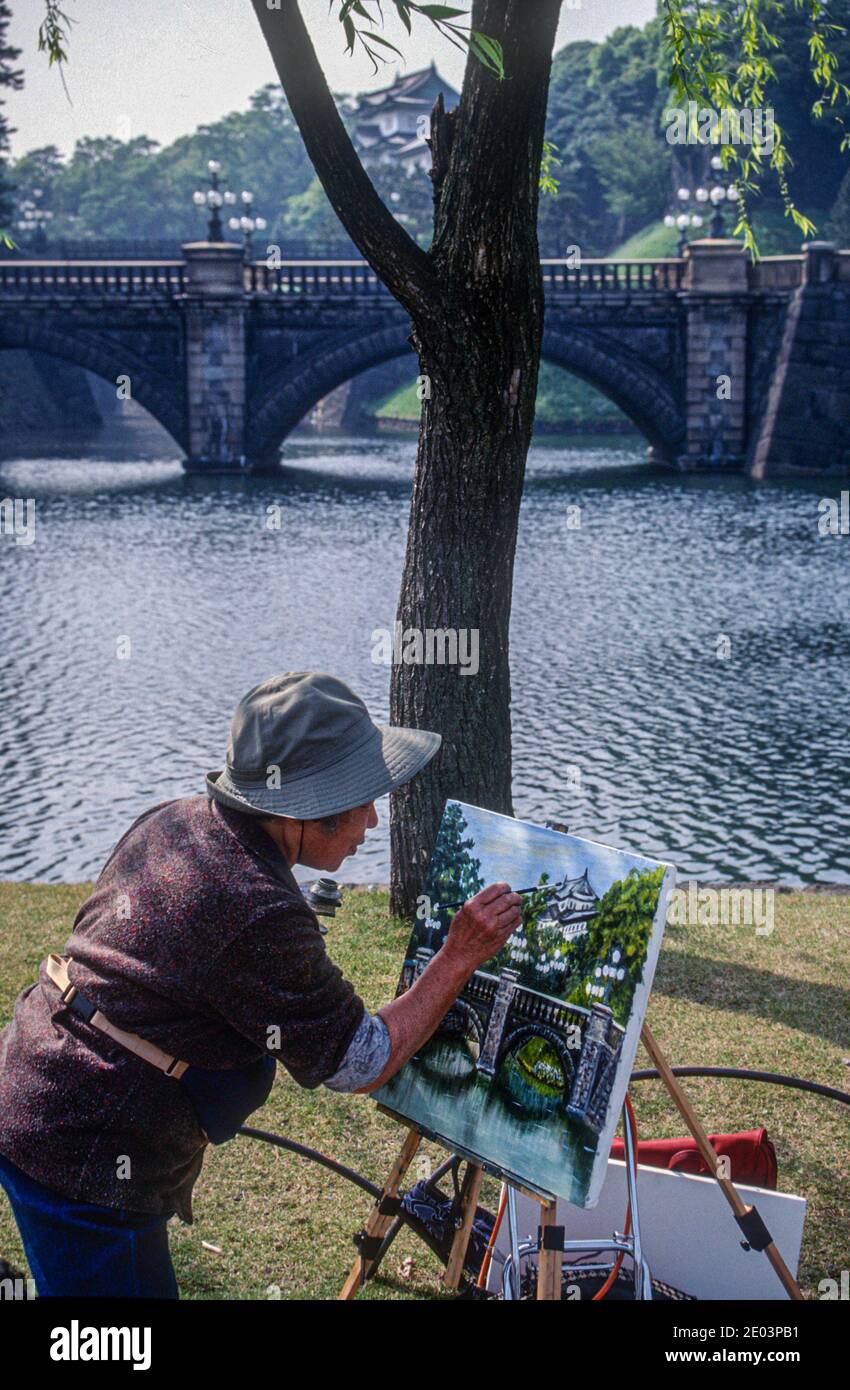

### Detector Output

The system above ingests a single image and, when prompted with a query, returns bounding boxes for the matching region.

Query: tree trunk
[390,0,562,916]
[249,0,562,918]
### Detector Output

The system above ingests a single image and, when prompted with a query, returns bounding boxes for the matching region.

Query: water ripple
[1,433,849,887]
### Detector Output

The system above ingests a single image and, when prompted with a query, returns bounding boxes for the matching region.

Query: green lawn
[0,882,847,1300]
[374,363,630,432]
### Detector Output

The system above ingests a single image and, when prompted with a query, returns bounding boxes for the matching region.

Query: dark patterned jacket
[0,797,364,1221]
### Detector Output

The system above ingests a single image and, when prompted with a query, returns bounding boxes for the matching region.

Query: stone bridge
[1,238,848,475]
[401,946,624,1135]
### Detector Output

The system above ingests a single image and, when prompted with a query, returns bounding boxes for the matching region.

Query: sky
[437,800,667,905]
[7,0,657,158]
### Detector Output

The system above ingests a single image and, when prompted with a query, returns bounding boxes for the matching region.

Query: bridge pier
[678,238,749,471]
[565,1002,620,1135]
[182,243,249,473]
[477,968,520,1077]
[750,242,850,477]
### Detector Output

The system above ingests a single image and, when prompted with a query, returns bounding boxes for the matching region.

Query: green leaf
[363,29,405,57]
[394,2,413,34]
[414,4,468,18]
[469,30,505,78]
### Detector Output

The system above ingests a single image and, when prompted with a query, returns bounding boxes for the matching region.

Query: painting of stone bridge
[375,801,675,1208]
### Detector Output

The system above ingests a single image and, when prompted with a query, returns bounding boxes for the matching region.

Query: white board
[490,1159,806,1300]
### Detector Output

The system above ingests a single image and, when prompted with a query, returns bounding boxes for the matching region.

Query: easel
[339,1023,804,1301]
[500,1085,651,1299]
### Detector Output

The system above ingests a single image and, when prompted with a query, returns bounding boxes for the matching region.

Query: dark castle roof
[542,869,599,928]
[355,62,459,114]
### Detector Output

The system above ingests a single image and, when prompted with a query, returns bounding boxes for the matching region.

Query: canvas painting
[375,801,676,1208]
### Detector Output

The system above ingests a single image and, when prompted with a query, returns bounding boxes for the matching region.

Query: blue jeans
[0,1152,178,1298]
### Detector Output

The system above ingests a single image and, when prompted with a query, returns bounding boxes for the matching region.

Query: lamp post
[664,184,707,255]
[192,159,237,242]
[707,153,740,237]
[585,944,626,1007]
[227,189,267,262]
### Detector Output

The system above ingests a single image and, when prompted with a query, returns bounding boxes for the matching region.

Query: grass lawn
[0,882,847,1300]
[374,363,629,432]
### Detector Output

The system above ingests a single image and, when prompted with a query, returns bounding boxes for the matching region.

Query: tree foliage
[14,3,850,255]
[564,865,666,1025]
[332,0,503,78]
[660,0,850,255]
[541,7,850,257]
[8,86,316,246]
[0,1,23,237]
[426,802,484,912]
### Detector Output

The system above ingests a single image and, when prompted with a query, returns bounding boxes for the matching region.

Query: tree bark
[250,0,562,917]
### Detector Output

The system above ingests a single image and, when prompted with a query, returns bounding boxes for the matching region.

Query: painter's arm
[354,883,523,1094]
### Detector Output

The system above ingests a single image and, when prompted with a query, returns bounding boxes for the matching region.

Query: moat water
[2,421,849,887]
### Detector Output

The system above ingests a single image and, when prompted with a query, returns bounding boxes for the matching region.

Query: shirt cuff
[323,1011,391,1093]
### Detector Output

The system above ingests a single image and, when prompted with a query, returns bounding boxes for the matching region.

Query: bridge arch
[498,1022,575,1084]
[248,318,684,463]
[496,1022,576,1111]
[0,320,186,454]
[247,321,415,462]
[541,324,684,457]
[436,998,485,1050]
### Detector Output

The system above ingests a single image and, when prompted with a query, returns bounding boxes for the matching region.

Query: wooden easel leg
[640,1023,804,1302]
[443,1162,484,1290]
[537,1198,563,1300]
[338,1126,421,1300]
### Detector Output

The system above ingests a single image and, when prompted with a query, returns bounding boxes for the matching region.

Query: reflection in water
[379,1035,596,1205]
[1,428,849,886]
[498,1041,569,1118]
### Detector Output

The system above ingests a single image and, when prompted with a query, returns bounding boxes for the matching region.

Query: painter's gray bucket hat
[206,672,441,819]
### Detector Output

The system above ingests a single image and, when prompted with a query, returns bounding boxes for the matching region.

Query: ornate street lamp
[192,159,235,241]
[17,187,54,253]
[707,153,740,237]
[664,184,707,254]
[227,189,267,261]
[586,944,626,1007]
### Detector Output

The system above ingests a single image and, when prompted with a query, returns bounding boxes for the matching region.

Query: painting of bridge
[374,801,675,1208]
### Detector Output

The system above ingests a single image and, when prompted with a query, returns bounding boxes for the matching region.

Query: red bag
[610,1128,778,1189]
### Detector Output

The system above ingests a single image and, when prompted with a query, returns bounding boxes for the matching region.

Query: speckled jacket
[0,797,364,1222]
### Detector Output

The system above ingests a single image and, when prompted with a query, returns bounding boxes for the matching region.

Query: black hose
[238,1124,380,1198]
[238,1066,849,1210]
[629,1065,850,1106]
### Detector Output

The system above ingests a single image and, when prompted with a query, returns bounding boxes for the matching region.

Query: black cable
[629,1065,850,1106]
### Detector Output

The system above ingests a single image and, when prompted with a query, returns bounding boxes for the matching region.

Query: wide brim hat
[206,671,441,820]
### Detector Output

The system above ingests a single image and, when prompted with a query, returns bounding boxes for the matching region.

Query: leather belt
[45,953,189,1080]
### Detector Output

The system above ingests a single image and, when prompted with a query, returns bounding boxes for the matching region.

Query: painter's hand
[444,883,523,971]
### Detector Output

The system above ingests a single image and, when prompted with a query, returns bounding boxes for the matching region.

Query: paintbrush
[434,885,544,911]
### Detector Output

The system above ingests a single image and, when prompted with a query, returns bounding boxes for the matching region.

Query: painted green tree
[490,871,549,979]
[412,801,484,952]
[426,802,484,912]
[565,865,666,1026]
[489,871,585,993]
